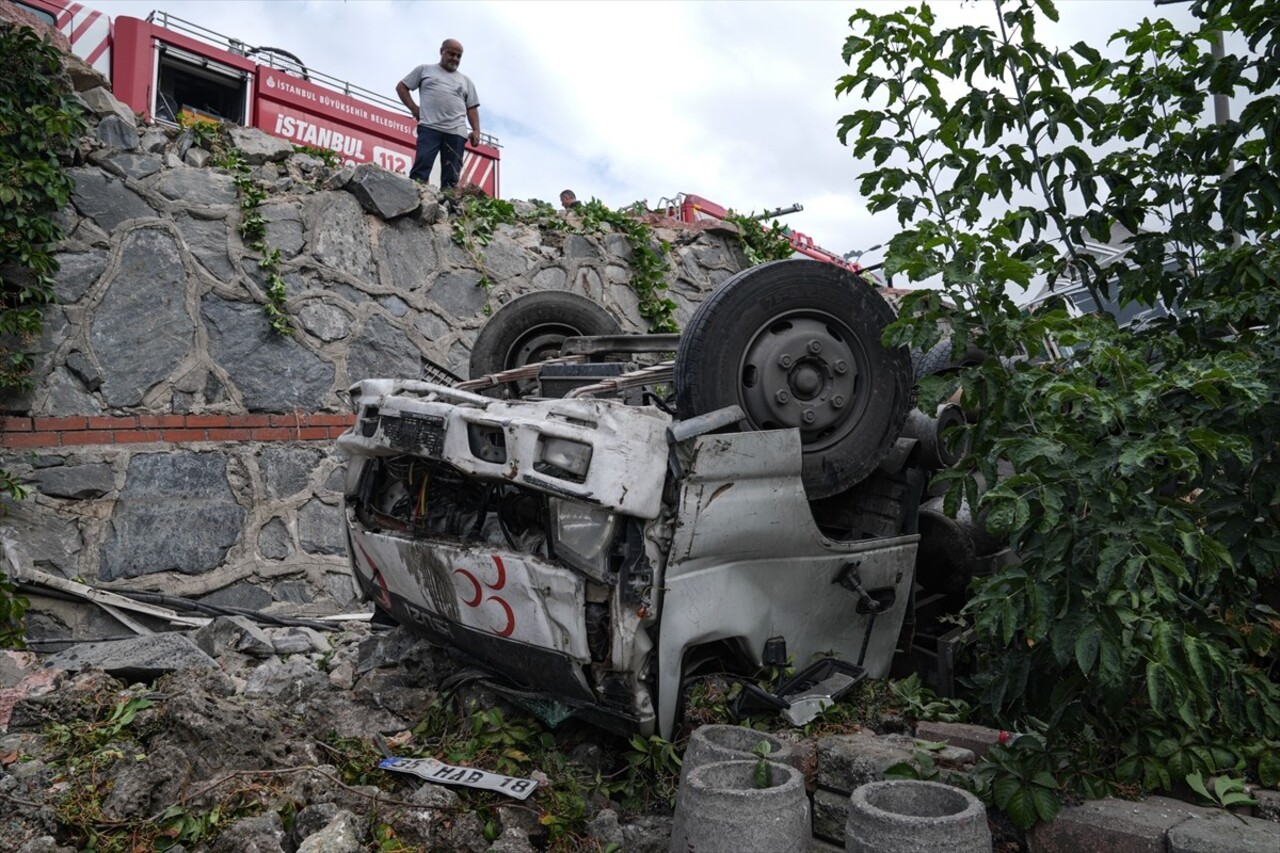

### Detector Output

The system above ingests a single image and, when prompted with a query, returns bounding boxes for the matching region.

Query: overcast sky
[81,0,1201,268]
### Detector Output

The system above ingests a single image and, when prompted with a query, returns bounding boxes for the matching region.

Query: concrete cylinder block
[679,724,794,788]
[670,759,810,853]
[845,779,992,853]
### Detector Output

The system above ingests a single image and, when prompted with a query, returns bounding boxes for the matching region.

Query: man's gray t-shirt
[400,64,478,137]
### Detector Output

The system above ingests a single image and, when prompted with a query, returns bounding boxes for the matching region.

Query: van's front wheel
[674,260,912,499]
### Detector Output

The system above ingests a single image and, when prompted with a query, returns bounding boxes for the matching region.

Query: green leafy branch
[839,0,1280,817]
[723,212,795,266]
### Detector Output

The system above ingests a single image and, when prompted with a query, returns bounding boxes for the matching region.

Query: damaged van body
[338,260,984,738]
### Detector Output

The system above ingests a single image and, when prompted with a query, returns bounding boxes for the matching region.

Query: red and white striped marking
[48,0,112,75]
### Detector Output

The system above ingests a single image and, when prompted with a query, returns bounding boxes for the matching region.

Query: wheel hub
[740,316,865,444]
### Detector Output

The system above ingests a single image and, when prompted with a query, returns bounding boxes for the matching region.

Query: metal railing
[145,10,501,147]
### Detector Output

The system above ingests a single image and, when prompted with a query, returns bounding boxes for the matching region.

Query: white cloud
[82,0,1203,265]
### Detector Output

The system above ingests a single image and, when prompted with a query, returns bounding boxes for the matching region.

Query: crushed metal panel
[347,515,590,660]
[657,428,918,737]
[338,380,671,518]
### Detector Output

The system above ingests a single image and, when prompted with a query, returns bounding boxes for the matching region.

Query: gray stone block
[813,787,850,844]
[100,452,242,580]
[261,202,305,258]
[297,302,352,342]
[99,151,161,180]
[299,499,345,556]
[199,583,274,612]
[45,633,218,682]
[1254,788,1280,822]
[226,126,294,164]
[531,266,567,291]
[89,228,192,407]
[377,294,410,318]
[346,163,419,220]
[53,249,108,304]
[346,315,422,385]
[378,218,438,292]
[1167,811,1280,852]
[914,721,1005,760]
[79,86,137,125]
[1029,796,1218,853]
[202,295,336,412]
[480,233,530,281]
[306,191,374,280]
[45,369,104,416]
[0,499,83,577]
[174,212,233,281]
[65,351,103,390]
[155,168,237,206]
[258,514,293,560]
[193,615,275,659]
[69,168,155,231]
[428,269,488,318]
[26,463,114,500]
[816,732,914,792]
[258,446,323,499]
[564,235,599,259]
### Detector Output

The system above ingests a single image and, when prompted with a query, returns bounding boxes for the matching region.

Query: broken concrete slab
[193,615,276,659]
[43,633,218,683]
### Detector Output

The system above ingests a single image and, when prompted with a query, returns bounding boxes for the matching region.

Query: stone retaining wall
[0,80,748,635]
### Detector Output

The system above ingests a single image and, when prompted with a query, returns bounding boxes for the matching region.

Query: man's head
[440,39,463,72]
[560,189,578,209]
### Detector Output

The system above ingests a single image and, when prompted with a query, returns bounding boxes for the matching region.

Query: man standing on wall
[396,39,481,190]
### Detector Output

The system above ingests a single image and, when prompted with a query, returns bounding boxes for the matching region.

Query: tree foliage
[839,0,1280,803]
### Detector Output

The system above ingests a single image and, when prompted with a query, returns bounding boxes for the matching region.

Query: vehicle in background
[12,0,501,194]
[657,192,870,275]
[1026,231,1179,333]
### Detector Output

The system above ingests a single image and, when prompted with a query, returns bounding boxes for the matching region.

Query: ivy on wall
[449,193,679,332]
[178,115,293,336]
[0,24,89,645]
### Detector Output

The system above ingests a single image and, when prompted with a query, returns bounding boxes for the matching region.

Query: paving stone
[914,721,1006,759]
[1029,796,1219,853]
[1167,811,1280,852]
[815,732,914,793]
[812,787,850,844]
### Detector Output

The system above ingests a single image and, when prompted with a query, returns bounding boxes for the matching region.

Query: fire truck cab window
[14,2,57,27]
[156,47,247,125]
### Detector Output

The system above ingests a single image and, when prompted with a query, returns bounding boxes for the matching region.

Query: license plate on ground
[378,756,538,800]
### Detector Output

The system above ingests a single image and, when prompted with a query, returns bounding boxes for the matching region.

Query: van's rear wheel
[469,291,621,393]
[674,260,913,499]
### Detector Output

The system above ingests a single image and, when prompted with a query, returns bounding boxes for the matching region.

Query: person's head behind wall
[440,39,463,72]
[560,189,579,210]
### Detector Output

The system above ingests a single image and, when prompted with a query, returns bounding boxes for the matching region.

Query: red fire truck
[13,0,501,195]
[664,193,869,275]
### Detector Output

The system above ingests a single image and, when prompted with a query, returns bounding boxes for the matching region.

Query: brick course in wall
[1,413,356,448]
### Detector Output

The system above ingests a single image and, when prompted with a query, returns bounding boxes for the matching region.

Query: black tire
[468,291,622,381]
[912,337,988,381]
[674,259,913,499]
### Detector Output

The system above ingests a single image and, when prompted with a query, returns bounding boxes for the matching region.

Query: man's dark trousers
[410,125,466,188]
